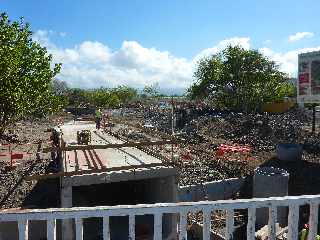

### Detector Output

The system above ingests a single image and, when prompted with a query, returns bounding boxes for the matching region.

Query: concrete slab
[57,122,165,173]
[56,122,178,239]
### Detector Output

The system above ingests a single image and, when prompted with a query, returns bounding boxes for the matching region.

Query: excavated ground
[0,107,320,210]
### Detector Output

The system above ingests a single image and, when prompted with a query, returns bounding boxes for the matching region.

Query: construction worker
[95,108,102,130]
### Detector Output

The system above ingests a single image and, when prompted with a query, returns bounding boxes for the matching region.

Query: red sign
[299,73,309,84]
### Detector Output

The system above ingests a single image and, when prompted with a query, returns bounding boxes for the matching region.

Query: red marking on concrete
[92,149,106,169]
[87,150,99,169]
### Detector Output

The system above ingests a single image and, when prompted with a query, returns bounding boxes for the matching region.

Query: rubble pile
[114,124,253,185]
[118,106,320,185]
[141,107,311,152]
[303,132,320,154]
[143,109,173,133]
[0,117,64,209]
[197,108,309,151]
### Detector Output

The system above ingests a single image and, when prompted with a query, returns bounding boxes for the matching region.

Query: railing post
[179,211,187,240]
[226,209,234,240]
[203,209,211,240]
[308,202,319,240]
[129,214,135,240]
[288,204,299,240]
[247,208,256,240]
[75,218,83,240]
[154,213,162,240]
[47,219,56,240]
[18,220,28,240]
[268,206,277,240]
[103,216,110,240]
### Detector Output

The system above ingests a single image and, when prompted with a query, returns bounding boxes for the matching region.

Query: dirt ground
[0,107,320,210]
[110,107,320,196]
[0,114,73,209]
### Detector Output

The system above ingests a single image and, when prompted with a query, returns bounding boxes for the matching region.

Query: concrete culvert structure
[53,122,178,240]
[253,167,289,228]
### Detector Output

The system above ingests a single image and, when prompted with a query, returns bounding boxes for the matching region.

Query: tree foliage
[66,86,137,108]
[0,13,61,135]
[188,46,291,112]
[142,83,160,98]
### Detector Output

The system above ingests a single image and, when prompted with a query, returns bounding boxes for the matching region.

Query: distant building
[297,50,320,103]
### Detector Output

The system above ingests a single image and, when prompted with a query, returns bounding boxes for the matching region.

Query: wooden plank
[43,139,182,153]
[247,208,256,240]
[74,150,80,171]
[92,149,106,169]
[87,150,99,169]
[25,162,168,181]
[82,150,93,169]
[288,204,299,240]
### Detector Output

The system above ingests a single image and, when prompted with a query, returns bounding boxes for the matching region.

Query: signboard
[297,50,320,103]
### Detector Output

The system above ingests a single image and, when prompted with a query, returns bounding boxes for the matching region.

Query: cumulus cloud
[259,46,320,76]
[288,32,314,42]
[59,32,67,37]
[33,30,193,92]
[193,37,250,63]
[32,30,320,93]
[263,39,272,45]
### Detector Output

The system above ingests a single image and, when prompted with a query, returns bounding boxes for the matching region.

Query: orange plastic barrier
[216,144,251,156]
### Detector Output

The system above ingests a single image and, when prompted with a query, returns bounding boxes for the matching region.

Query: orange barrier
[216,144,251,156]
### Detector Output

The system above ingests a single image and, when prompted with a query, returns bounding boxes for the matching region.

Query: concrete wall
[148,176,179,239]
[253,167,289,228]
[60,175,178,240]
[179,178,245,202]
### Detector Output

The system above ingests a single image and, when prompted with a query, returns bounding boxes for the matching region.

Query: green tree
[144,83,159,97]
[111,86,137,105]
[0,13,61,135]
[66,88,89,107]
[188,46,288,112]
[107,93,121,108]
[89,88,111,107]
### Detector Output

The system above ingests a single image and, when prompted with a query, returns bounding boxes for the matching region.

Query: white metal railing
[0,195,319,240]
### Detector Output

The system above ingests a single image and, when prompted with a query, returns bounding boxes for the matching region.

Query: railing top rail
[0,195,320,222]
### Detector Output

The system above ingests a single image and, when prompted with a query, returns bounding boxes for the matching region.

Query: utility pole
[171,96,175,136]
[171,96,175,162]
[312,104,316,134]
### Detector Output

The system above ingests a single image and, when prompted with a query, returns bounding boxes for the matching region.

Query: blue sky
[2,0,320,93]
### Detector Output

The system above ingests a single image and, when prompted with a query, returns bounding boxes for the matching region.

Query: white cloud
[33,30,52,47]
[259,47,320,76]
[288,32,314,42]
[32,30,320,93]
[33,30,194,92]
[194,37,250,63]
[59,32,67,37]
[263,39,272,45]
